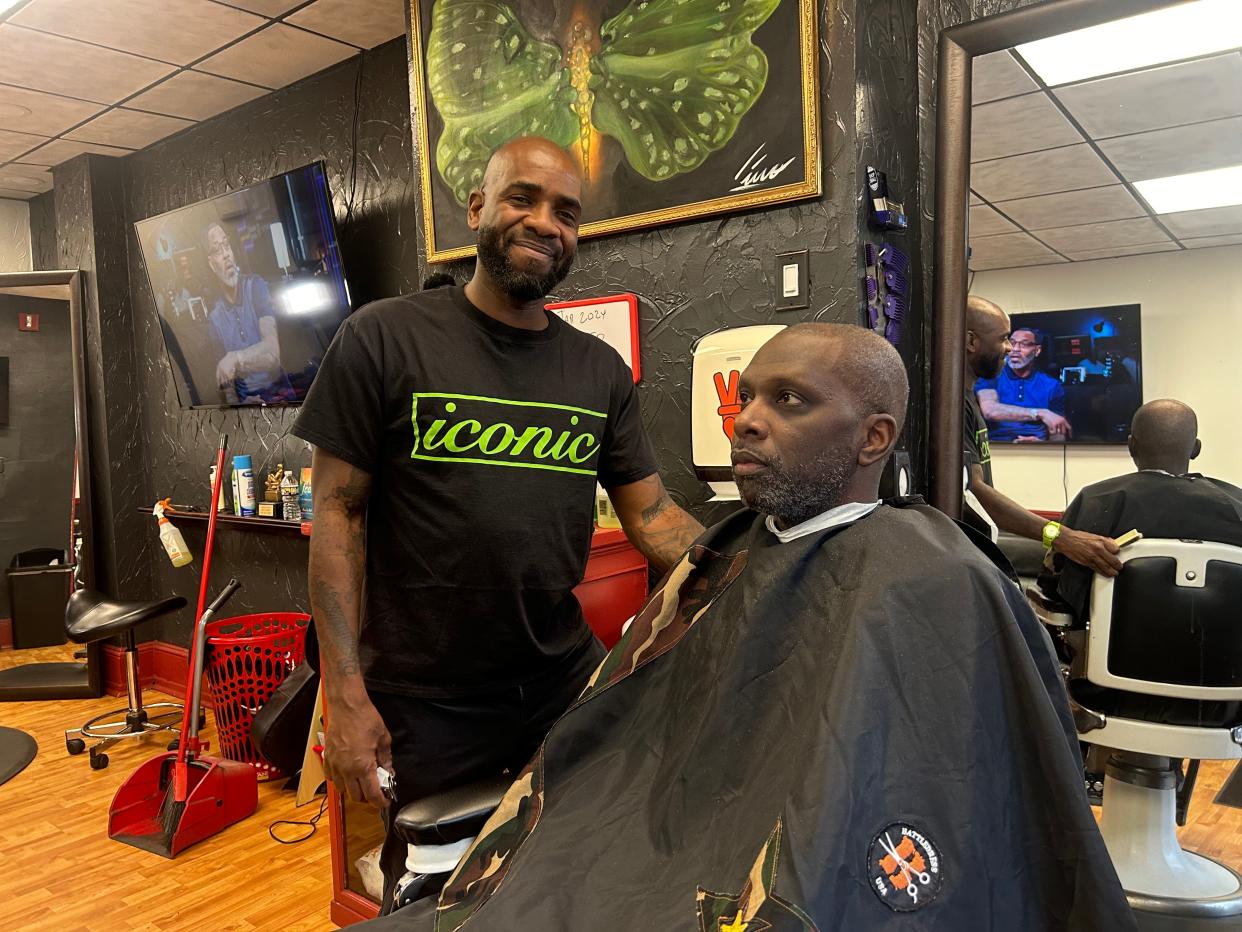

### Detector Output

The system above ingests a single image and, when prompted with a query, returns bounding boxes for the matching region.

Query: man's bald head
[1129,399,1200,474]
[965,295,1012,379]
[480,137,581,193]
[774,323,909,431]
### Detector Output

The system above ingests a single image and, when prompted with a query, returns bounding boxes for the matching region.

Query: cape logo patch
[866,822,942,912]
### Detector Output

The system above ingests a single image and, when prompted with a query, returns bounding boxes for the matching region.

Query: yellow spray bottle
[154,498,194,568]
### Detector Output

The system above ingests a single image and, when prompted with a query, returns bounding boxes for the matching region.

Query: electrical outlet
[775,249,809,310]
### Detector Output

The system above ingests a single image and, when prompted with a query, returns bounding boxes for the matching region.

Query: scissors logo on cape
[866,822,942,912]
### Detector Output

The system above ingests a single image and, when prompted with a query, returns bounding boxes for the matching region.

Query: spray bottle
[154,499,193,567]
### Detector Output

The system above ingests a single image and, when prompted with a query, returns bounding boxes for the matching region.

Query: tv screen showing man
[974,327,1069,442]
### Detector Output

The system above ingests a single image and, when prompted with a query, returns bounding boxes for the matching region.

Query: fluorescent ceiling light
[1133,164,1242,214]
[1016,0,1242,86]
[0,0,25,14]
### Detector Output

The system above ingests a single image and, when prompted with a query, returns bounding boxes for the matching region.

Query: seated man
[976,326,1069,442]
[1040,398,1242,726]
[370,324,1132,931]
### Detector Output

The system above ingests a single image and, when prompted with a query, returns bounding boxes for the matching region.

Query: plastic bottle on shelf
[299,467,313,521]
[595,484,621,529]
[154,501,193,568]
[280,470,300,521]
[209,464,227,512]
[233,454,256,517]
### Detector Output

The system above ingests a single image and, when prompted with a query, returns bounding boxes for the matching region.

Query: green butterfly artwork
[410,0,820,261]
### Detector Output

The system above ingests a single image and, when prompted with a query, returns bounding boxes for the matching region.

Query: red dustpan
[108,437,258,857]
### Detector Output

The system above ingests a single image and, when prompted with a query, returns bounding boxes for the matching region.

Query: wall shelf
[136,507,311,536]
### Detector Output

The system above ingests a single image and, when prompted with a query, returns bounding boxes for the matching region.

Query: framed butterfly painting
[410,0,822,262]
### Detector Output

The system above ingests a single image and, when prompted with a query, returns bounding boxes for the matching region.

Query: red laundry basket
[204,611,310,779]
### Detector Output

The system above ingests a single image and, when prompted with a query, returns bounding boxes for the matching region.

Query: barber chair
[390,774,512,912]
[62,589,187,770]
[1071,539,1242,927]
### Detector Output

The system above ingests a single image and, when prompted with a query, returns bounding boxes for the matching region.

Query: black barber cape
[371,500,1134,931]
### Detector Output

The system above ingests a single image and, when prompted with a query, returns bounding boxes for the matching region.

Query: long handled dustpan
[108,436,258,857]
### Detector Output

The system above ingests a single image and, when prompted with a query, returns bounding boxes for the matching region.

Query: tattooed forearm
[610,475,705,574]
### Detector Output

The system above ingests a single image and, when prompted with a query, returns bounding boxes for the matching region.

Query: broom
[158,434,230,837]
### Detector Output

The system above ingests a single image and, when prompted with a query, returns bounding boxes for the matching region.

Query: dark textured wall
[28,192,57,272]
[62,0,1037,647]
[0,294,75,616]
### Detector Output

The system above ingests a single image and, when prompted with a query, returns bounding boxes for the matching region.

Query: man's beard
[477,224,574,301]
[979,349,1005,379]
[734,445,857,529]
[219,266,239,291]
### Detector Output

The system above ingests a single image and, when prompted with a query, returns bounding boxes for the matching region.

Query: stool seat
[394,774,512,846]
[65,590,186,644]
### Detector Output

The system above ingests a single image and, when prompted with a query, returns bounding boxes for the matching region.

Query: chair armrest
[1025,584,1076,628]
[393,774,513,847]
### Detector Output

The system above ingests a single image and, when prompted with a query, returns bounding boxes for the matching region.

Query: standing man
[964,296,1121,576]
[976,326,1069,442]
[291,137,704,910]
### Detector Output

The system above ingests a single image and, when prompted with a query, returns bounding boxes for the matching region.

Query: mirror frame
[929,0,1191,515]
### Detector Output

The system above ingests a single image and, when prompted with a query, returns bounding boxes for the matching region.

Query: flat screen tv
[135,162,351,408]
[974,304,1143,444]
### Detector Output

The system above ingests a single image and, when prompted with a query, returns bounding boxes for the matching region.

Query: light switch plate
[775,249,809,310]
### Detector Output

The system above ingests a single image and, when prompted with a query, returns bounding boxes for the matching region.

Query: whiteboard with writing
[545,294,641,382]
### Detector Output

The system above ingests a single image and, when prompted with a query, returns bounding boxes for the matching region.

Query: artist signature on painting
[730,143,796,193]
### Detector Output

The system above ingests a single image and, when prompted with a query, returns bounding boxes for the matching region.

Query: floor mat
[0,725,37,786]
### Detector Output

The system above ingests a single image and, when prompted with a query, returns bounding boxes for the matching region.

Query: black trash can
[7,548,72,649]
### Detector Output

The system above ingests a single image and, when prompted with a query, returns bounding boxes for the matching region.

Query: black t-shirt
[291,286,657,697]
[963,389,993,486]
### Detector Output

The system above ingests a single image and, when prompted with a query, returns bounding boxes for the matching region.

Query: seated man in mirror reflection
[976,326,1070,442]
[204,221,294,404]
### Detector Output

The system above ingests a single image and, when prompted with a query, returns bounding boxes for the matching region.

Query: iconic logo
[696,820,818,932]
[714,369,743,440]
[410,392,606,476]
[867,822,942,912]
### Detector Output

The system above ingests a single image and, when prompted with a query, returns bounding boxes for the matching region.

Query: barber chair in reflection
[62,589,188,770]
[1065,539,1242,923]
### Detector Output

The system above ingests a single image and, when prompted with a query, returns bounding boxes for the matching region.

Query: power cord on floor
[269,792,328,845]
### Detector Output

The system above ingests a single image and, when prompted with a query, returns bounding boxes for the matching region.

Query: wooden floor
[4,646,1242,930]
[0,645,335,932]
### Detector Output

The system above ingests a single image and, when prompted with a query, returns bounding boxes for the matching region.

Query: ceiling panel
[1062,242,1180,262]
[0,186,35,199]
[1037,217,1170,254]
[1053,54,1242,139]
[969,204,1018,237]
[0,163,52,193]
[216,0,304,14]
[1099,116,1242,184]
[285,0,405,50]
[969,231,1064,266]
[970,254,1068,271]
[65,109,194,149]
[971,92,1081,162]
[1181,234,1242,249]
[10,0,266,67]
[1161,205,1242,239]
[971,50,1037,104]
[197,23,356,89]
[126,71,267,122]
[0,127,49,161]
[971,144,1117,202]
[969,191,983,205]
[0,84,104,138]
[996,185,1146,231]
[19,138,133,166]
[0,24,176,105]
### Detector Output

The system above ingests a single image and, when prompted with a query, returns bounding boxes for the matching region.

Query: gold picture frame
[409,0,822,263]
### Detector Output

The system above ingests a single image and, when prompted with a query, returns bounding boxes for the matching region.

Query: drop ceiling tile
[969,231,1063,265]
[127,72,267,122]
[0,84,104,137]
[970,191,983,205]
[1161,205,1242,239]
[216,0,304,14]
[0,127,49,161]
[969,204,1018,237]
[1182,234,1242,249]
[0,24,176,105]
[1037,217,1169,254]
[970,255,1068,271]
[10,0,265,67]
[1099,117,1242,184]
[971,144,1117,202]
[0,164,52,193]
[1053,54,1242,139]
[65,108,194,149]
[972,50,1037,104]
[1065,242,1180,262]
[20,138,133,166]
[995,185,1146,231]
[971,92,1081,162]
[197,23,356,89]
[0,187,36,199]
[285,0,405,50]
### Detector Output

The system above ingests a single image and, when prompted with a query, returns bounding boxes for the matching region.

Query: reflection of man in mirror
[204,221,293,403]
[975,326,1070,442]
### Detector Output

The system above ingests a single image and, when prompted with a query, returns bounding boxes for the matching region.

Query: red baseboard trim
[0,618,11,650]
[101,640,212,708]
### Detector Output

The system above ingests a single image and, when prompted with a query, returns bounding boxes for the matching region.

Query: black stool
[63,589,187,770]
